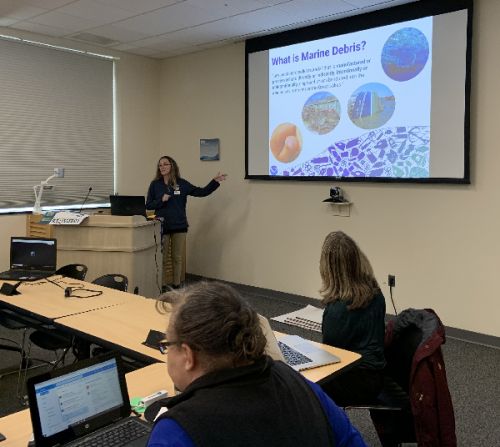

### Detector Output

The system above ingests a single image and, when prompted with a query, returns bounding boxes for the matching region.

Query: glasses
[159,163,171,167]
[159,339,179,354]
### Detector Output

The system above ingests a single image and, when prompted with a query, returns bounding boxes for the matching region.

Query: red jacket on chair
[385,308,456,447]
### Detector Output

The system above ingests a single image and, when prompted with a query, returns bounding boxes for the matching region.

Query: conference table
[0,276,134,322]
[0,362,172,447]
[0,276,361,445]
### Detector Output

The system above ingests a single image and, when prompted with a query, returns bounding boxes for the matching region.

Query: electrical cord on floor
[153,224,162,295]
[389,285,397,315]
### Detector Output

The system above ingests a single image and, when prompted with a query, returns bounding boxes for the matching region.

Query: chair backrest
[92,274,128,292]
[55,264,88,281]
[384,323,422,393]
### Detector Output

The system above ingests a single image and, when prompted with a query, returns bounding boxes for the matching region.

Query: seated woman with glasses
[147,281,367,447]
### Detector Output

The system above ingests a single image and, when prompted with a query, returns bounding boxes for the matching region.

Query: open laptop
[0,237,57,281]
[259,315,340,371]
[110,195,147,217]
[27,353,151,447]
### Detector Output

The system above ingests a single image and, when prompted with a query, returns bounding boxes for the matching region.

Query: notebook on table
[0,237,57,281]
[110,195,147,217]
[259,315,340,371]
[27,353,151,447]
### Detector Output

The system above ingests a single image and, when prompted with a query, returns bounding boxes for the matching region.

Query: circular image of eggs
[381,27,429,82]
[269,123,303,163]
[301,91,341,135]
[347,83,395,129]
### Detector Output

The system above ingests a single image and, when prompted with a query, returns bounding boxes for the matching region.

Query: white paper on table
[271,304,323,333]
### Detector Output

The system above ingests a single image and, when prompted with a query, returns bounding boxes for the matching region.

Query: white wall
[158,0,500,338]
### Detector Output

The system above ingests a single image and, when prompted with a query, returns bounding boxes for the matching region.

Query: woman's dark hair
[319,231,380,310]
[155,155,180,186]
[157,281,267,368]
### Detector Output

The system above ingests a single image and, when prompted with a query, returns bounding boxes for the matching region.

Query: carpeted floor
[1,277,499,446]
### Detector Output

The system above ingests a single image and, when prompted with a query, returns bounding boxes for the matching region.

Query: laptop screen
[11,237,56,271]
[28,354,131,447]
[110,195,146,217]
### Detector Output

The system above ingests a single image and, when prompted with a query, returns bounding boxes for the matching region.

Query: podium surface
[27,214,161,298]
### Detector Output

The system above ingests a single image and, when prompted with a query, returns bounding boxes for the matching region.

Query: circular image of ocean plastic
[381,27,429,82]
[269,123,303,163]
[301,91,341,135]
[347,83,395,129]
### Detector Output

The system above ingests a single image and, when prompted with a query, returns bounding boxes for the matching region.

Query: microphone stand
[78,187,93,214]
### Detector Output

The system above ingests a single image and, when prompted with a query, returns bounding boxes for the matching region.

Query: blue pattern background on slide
[269,126,430,178]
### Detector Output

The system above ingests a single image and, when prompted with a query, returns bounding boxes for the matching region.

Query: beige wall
[159,0,499,337]
[0,29,161,270]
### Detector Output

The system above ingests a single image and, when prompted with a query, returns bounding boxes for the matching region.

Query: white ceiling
[0,0,417,59]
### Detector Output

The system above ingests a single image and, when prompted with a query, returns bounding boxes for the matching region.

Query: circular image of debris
[381,27,429,82]
[301,91,341,135]
[269,123,303,163]
[347,83,395,129]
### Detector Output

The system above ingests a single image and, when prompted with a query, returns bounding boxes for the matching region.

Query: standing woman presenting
[146,156,226,289]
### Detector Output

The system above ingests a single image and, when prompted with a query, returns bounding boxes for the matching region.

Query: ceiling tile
[23,0,76,8]
[94,0,183,14]
[116,2,225,35]
[0,17,18,26]
[11,20,69,37]
[186,0,267,16]
[227,6,296,34]
[29,11,102,32]
[278,0,355,23]
[86,24,152,43]
[0,2,47,20]
[56,0,136,22]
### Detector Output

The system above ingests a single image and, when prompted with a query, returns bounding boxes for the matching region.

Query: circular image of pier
[301,91,341,135]
[381,27,429,82]
[347,83,395,129]
[269,123,303,163]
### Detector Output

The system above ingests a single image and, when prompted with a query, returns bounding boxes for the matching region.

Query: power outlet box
[388,275,396,287]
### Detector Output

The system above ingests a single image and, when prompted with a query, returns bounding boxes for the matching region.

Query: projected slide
[268,17,432,178]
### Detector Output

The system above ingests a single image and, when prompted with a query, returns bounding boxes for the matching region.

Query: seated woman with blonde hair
[147,281,367,447]
[319,231,386,407]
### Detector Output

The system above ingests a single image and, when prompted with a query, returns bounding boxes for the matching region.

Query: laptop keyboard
[278,341,312,366]
[69,418,151,447]
[0,270,49,280]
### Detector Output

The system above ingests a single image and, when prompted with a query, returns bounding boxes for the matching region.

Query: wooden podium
[27,214,161,298]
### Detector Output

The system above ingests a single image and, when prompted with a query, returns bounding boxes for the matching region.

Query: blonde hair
[319,231,379,310]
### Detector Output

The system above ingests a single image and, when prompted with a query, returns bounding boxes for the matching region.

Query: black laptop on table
[27,353,151,447]
[110,195,147,217]
[0,237,57,281]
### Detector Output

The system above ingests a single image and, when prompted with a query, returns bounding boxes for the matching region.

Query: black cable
[65,287,103,299]
[44,276,65,289]
[153,222,162,295]
[389,285,397,315]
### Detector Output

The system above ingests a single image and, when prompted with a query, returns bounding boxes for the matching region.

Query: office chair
[19,263,91,392]
[55,263,88,280]
[346,308,456,447]
[90,274,129,358]
[92,274,128,292]
[26,262,89,362]
[0,311,40,375]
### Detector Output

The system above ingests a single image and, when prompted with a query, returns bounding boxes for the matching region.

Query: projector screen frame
[245,0,473,184]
